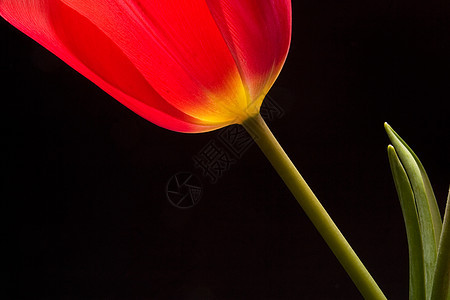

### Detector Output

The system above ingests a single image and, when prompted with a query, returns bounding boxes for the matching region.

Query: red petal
[60,0,249,123]
[206,0,292,108]
[0,0,229,132]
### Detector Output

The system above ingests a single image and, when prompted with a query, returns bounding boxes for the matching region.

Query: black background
[2,1,450,299]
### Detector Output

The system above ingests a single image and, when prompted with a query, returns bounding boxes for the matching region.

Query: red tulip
[1,0,291,132]
[0,3,393,297]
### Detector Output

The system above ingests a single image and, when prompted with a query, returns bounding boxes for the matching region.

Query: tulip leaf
[387,145,426,300]
[385,123,442,241]
[431,187,450,300]
[385,123,442,299]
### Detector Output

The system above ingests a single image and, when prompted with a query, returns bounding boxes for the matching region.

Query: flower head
[1,0,291,132]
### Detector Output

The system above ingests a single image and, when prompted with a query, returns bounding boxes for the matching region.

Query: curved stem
[242,113,386,300]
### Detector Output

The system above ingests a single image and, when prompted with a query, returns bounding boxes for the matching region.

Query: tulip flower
[0,0,291,132]
[1,1,387,298]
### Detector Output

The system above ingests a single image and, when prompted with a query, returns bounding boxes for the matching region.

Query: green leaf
[385,123,442,299]
[387,145,426,300]
[385,123,442,241]
[431,187,450,300]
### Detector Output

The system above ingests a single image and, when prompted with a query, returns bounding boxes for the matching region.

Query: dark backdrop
[2,1,449,299]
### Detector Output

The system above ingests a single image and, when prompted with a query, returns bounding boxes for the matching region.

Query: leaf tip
[384,122,393,134]
[387,145,400,164]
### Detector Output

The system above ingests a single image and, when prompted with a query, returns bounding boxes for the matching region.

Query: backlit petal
[61,0,249,123]
[0,0,226,132]
[206,0,292,110]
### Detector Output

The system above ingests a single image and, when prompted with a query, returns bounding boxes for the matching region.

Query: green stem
[242,113,386,300]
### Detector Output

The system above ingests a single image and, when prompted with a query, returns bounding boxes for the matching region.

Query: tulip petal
[0,0,227,132]
[60,0,249,123]
[205,0,292,110]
